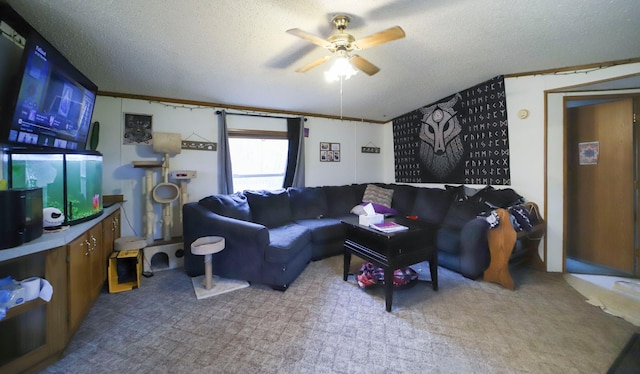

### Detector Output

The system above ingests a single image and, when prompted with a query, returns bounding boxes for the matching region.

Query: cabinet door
[102,209,121,275]
[102,220,113,283]
[88,224,104,298]
[113,209,121,240]
[68,233,91,333]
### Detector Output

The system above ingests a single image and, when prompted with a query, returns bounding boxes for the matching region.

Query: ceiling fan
[286,14,405,76]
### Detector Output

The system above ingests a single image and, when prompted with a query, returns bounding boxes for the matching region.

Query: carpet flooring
[40,256,638,373]
[607,332,640,373]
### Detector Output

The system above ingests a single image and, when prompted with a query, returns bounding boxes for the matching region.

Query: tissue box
[359,213,384,226]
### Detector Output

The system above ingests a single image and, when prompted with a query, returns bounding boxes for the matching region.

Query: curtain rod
[215,111,307,121]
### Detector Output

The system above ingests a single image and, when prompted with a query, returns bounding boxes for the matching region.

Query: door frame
[541,72,640,274]
[563,96,638,275]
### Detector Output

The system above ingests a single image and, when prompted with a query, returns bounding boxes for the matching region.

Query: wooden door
[566,98,635,272]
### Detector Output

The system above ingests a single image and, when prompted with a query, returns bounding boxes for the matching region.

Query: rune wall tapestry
[393,75,511,185]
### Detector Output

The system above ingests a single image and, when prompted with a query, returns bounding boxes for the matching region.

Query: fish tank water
[5,150,103,225]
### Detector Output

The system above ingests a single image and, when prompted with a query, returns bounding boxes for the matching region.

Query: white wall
[96,62,640,268]
[92,97,386,238]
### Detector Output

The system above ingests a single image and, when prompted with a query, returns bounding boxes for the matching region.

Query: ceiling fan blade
[286,28,330,48]
[350,55,380,76]
[295,56,332,73]
[353,26,406,50]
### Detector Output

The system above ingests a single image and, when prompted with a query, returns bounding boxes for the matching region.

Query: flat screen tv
[1,28,98,151]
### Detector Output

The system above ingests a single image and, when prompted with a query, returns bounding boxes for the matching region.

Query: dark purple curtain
[283,117,305,188]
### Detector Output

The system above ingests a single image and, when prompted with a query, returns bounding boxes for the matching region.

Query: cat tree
[132,132,196,272]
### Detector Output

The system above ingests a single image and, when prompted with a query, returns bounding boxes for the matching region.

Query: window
[228,130,288,192]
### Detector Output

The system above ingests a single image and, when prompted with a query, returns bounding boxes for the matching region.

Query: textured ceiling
[5,0,640,122]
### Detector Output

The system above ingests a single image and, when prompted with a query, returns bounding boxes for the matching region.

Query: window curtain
[283,117,305,188]
[217,110,234,194]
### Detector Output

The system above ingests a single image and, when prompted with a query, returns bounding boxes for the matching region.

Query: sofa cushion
[265,223,310,263]
[442,192,494,230]
[245,189,292,228]
[445,184,472,203]
[388,184,417,214]
[362,184,394,208]
[436,228,461,254]
[410,188,452,225]
[199,192,251,221]
[324,185,362,217]
[293,218,344,243]
[289,187,328,220]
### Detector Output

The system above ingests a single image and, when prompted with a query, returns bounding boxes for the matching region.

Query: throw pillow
[362,184,394,208]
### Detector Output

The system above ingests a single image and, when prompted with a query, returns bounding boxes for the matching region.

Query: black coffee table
[341,216,438,312]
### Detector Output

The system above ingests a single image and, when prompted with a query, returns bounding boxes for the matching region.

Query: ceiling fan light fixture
[324,56,358,82]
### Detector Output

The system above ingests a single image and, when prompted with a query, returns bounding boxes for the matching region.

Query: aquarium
[5,149,103,225]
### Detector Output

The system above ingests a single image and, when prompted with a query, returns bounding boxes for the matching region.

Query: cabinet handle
[91,236,97,247]
[84,240,91,255]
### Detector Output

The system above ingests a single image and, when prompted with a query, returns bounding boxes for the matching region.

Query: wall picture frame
[123,113,153,145]
[320,142,340,162]
[578,141,599,165]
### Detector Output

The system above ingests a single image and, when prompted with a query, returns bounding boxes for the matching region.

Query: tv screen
[0,4,28,123]
[3,31,97,151]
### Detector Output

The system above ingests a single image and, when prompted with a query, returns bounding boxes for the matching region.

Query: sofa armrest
[183,202,270,278]
[458,217,491,279]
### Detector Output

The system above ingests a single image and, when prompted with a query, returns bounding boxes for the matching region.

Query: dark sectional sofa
[183,183,529,290]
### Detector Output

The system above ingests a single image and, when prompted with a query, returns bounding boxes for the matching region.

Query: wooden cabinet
[68,223,103,334]
[68,208,121,334]
[0,247,67,374]
[0,206,120,373]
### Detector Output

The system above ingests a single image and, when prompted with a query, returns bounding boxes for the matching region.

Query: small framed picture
[320,142,341,162]
[579,141,599,165]
[123,113,153,145]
